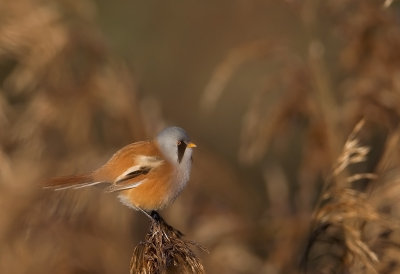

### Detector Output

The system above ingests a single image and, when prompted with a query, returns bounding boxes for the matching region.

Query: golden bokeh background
[1,0,400,273]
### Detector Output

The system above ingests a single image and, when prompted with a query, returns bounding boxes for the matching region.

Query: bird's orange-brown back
[94,141,159,181]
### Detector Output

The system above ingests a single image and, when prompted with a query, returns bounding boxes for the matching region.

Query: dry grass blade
[130,213,206,274]
[302,120,394,274]
[332,120,369,177]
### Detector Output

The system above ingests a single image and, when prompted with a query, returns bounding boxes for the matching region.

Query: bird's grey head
[156,126,196,165]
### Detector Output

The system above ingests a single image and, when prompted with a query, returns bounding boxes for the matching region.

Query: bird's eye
[177,140,182,146]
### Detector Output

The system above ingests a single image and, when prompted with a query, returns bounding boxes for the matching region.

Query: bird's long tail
[43,174,104,191]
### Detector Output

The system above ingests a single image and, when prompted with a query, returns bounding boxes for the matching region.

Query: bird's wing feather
[105,155,165,192]
[114,166,152,184]
[105,179,146,192]
[44,141,166,192]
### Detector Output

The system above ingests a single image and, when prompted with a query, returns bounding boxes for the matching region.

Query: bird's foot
[150,210,162,222]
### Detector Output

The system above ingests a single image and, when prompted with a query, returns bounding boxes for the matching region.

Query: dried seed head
[130,213,206,274]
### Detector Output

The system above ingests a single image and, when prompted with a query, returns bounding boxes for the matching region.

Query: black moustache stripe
[177,142,187,163]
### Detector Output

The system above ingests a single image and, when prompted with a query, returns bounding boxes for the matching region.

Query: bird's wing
[105,155,165,192]
[44,141,166,193]
[105,179,146,192]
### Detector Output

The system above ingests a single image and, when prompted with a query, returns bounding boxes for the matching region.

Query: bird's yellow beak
[187,142,197,148]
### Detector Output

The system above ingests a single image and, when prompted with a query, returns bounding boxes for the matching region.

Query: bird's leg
[136,207,163,222]
[137,207,153,220]
[150,210,162,222]
[137,208,164,223]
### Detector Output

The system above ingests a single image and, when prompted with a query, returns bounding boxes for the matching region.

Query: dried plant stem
[130,212,206,274]
[303,120,390,273]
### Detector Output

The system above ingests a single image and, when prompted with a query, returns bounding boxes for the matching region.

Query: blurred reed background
[1,0,400,273]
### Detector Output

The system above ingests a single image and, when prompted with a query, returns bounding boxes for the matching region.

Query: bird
[43,126,197,219]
